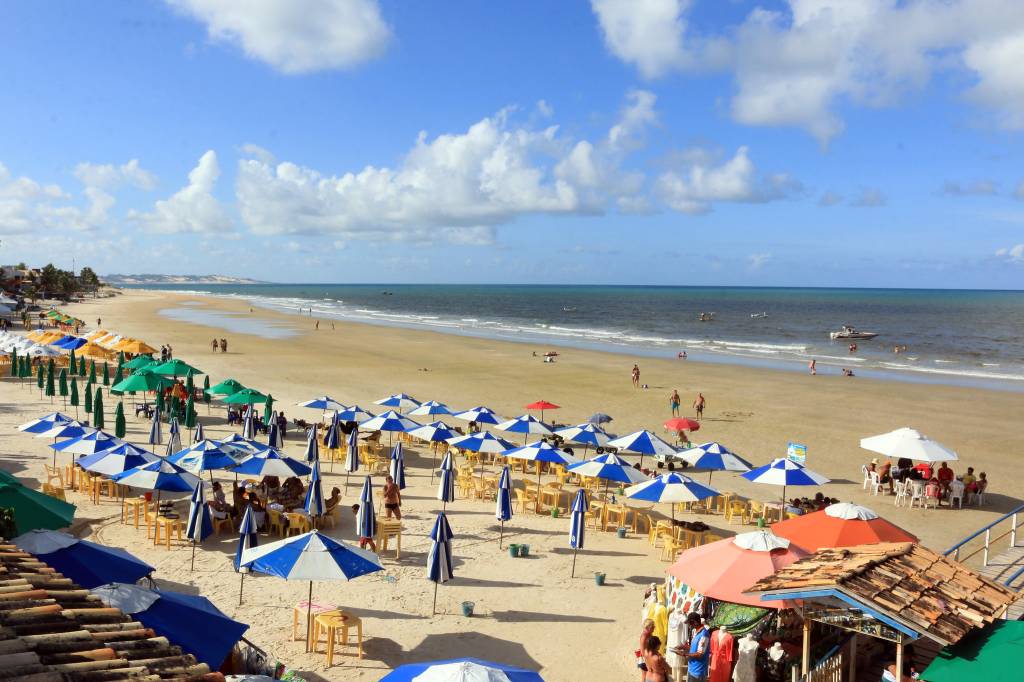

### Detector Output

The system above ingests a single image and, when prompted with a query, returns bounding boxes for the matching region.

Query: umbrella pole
[499,519,504,549]
[536,466,541,514]
[238,572,244,606]
[190,540,196,572]
[709,471,714,485]
[305,582,313,652]
[432,581,439,616]
[571,548,578,578]
[430,446,437,482]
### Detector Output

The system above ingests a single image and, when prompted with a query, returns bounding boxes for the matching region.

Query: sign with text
[787,442,807,465]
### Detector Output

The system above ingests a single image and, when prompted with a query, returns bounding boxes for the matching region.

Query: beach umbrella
[151,358,203,377]
[625,472,720,532]
[741,458,830,506]
[567,453,648,499]
[58,368,68,408]
[45,361,55,403]
[88,359,96,384]
[407,420,458,481]
[453,406,503,426]
[13,529,152,588]
[0,471,76,533]
[186,480,214,571]
[37,420,91,447]
[217,433,268,453]
[374,392,420,413]
[83,380,93,414]
[113,363,123,388]
[448,431,515,481]
[676,442,753,484]
[239,530,382,649]
[588,412,613,425]
[525,399,560,422]
[102,361,110,386]
[205,378,246,397]
[606,429,677,467]
[69,376,79,416]
[427,512,455,616]
[664,417,701,434]
[193,421,205,444]
[77,443,158,476]
[553,423,614,454]
[409,400,453,417]
[437,451,456,509]
[389,442,407,490]
[232,449,312,479]
[223,387,268,405]
[267,419,283,449]
[667,530,808,608]
[344,428,359,486]
[770,502,917,552]
[168,440,240,480]
[336,405,374,422]
[18,411,74,434]
[184,395,197,433]
[123,354,156,370]
[304,460,326,519]
[241,408,256,440]
[202,375,211,413]
[166,417,182,456]
[36,364,43,397]
[360,410,421,446]
[78,355,86,375]
[569,489,588,578]
[502,441,581,513]
[8,348,15,378]
[303,424,319,464]
[494,414,554,443]
[148,407,163,446]
[92,388,104,429]
[92,582,247,670]
[155,390,164,416]
[114,401,126,438]
[380,658,545,682]
[495,465,512,549]
[357,476,376,541]
[297,396,346,417]
[67,347,76,374]
[263,394,275,424]
[860,427,958,462]
[111,457,200,495]
[50,430,122,457]
[235,504,258,578]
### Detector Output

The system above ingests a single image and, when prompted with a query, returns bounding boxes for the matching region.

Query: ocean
[131,284,1024,391]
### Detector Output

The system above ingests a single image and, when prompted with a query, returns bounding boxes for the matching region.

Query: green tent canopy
[151,359,203,377]
[921,620,1024,682]
[222,388,268,405]
[0,472,76,534]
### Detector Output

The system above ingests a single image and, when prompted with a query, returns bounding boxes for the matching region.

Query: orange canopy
[117,339,157,355]
[78,342,114,360]
[668,530,808,608]
[770,502,917,553]
[84,329,108,340]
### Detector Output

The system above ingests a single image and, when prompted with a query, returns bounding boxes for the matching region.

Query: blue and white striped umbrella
[374,393,420,413]
[437,452,456,505]
[18,412,74,434]
[297,396,346,411]
[440,450,454,472]
[111,457,201,493]
[232,449,312,478]
[381,659,544,682]
[148,408,163,445]
[452,406,503,426]
[267,418,283,449]
[406,420,457,443]
[494,414,554,441]
[166,417,182,456]
[360,410,421,433]
[677,441,753,483]
[409,400,453,417]
[36,421,92,440]
[501,441,581,466]
[567,453,649,485]
[167,440,240,476]
[569,489,588,577]
[325,420,342,450]
[186,480,213,571]
[304,461,325,518]
[554,422,614,449]
[192,422,205,444]
[389,443,406,490]
[217,433,269,455]
[625,472,720,505]
[304,424,319,463]
[447,431,515,453]
[357,476,376,540]
[235,505,259,572]
[742,458,830,502]
[50,430,123,456]
[606,429,677,460]
[241,409,256,439]
[336,405,374,423]
[427,512,454,614]
[345,428,359,474]
[77,443,158,476]
[495,466,513,548]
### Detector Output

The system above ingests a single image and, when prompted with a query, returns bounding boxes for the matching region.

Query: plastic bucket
[461,601,475,617]
[551,507,559,518]
[616,527,627,539]
[508,544,520,558]
[594,572,606,586]
[518,544,530,557]
[143,492,153,502]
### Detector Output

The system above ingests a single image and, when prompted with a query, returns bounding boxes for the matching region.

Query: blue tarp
[133,590,248,669]
[38,540,153,589]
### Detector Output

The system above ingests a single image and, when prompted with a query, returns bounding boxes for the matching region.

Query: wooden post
[801,617,811,678]
[849,633,857,681]
[895,637,904,682]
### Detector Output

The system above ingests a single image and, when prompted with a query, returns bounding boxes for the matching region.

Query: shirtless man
[632,364,640,388]
[693,393,705,421]
[382,475,402,519]
[669,390,681,417]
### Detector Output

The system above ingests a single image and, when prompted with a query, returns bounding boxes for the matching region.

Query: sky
[1,0,1023,288]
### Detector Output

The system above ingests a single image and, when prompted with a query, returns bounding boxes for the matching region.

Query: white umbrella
[860,427,958,462]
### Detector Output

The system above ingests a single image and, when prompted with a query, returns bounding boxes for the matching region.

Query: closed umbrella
[242,408,256,440]
[92,387,104,429]
[344,427,359,487]
[389,442,406,490]
[427,511,454,615]
[114,401,126,438]
[303,423,319,463]
[569,489,587,577]
[235,505,259,604]
[186,480,214,571]
[495,465,513,549]
[166,417,182,456]
[13,529,152,588]
[267,419,282,450]
[437,451,456,510]
[304,460,325,521]
[193,421,205,444]
[357,476,376,543]
[148,407,163,446]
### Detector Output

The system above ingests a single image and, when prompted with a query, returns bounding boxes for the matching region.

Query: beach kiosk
[745,542,1017,680]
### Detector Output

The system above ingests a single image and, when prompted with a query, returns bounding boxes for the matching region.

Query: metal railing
[944,502,1024,566]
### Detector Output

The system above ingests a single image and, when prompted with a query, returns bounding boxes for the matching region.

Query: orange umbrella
[667,530,807,608]
[117,339,157,355]
[770,502,917,553]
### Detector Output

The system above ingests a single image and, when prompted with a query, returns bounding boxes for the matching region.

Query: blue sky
[1,0,1023,288]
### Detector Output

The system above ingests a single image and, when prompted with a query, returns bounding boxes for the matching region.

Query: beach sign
[787,442,807,465]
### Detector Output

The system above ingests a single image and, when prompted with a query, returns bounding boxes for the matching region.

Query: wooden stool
[122,497,147,527]
[313,611,363,664]
[153,516,183,549]
[292,600,337,642]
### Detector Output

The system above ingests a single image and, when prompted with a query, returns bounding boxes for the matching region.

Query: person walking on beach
[220,338,227,353]
[808,359,816,375]
[643,636,672,682]
[315,320,319,330]
[211,338,218,353]
[632,364,640,388]
[669,390,681,417]
[693,393,705,421]
[382,475,402,519]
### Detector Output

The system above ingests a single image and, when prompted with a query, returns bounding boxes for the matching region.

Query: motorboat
[830,325,879,340]
[698,312,715,322]
[750,312,768,319]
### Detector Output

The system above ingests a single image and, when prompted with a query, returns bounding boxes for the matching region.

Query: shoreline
[126,285,1024,393]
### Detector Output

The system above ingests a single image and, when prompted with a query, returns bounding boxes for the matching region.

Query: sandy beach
[4,289,1024,681]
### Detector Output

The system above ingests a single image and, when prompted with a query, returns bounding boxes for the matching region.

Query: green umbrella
[124,354,155,370]
[111,369,172,394]
[202,375,211,413]
[222,388,268,405]
[155,390,165,416]
[9,348,16,378]
[185,395,196,429]
[102,361,110,386]
[116,351,125,372]
[151,359,203,377]
[263,393,275,422]
[36,364,44,397]
[205,378,245,397]
[78,355,86,375]
[58,369,68,408]
[68,347,77,375]
[185,372,195,397]
[45,361,55,403]
[93,387,104,429]
[84,381,93,414]
[114,401,126,438]
[173,396,184,422]
[88,360,96,384]
[114,363,124,387]
[20,356,28,381]
[69,376,80,417]
[0,472,76,534]
[922,620,1024,681]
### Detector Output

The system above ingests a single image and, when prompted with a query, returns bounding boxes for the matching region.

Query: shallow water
[158,305,299,339]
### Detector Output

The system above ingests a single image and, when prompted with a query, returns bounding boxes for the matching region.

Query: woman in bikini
[643,636,672,682]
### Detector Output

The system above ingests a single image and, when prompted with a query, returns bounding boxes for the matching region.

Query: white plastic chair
[970,483,987,506]
[948,480,965,509]
[861,465,872,490]
[909,481,926,509]
[893,480,909,507]
[868,471,884,496]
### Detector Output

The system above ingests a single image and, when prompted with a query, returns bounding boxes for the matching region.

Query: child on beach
[351,504,377,551]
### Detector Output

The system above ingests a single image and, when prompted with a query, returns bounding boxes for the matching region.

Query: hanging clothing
[757,646,790,682]
[644,601,669,654]
[732,635,758,682]
[709,628,735,682]
[666,610,689,670]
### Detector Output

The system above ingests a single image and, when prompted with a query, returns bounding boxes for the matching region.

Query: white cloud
[655,146,800,214]
[74,159,157,191]
[127,150,232,233]
[1014,181,1024,200]
[235,94,656,243]
[748,253,772,269]
[0,162,122,234]
[593,0,1024,143]
[851,187,886,207]
[167,0,391,74]
[995,244,1024,263]
[942,180,998,196]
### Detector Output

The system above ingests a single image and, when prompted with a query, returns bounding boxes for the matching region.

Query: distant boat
[698,312,715,322]
[562,307,577,312]
[830,325,879,340]
[750,312,768,319]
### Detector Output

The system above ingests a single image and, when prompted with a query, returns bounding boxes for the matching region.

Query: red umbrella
[771,502,917,553]
[525,400,560,421]
[664,417,700,432]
